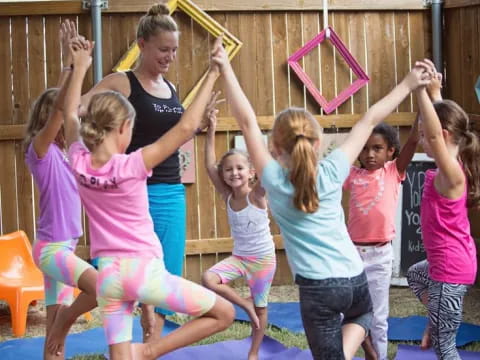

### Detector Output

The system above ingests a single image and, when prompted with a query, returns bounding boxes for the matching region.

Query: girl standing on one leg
[24,20,97,360]
[202,111,276,360]
[213,42,432,359]
[407,59,479,360]
[343,120,419,360]
[63,37,234,360]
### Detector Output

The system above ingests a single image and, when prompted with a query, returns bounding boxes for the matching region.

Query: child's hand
[70,39,93,71]
[421,59,443,101]
[210,35,229,74]
[60,19,77,67]
[201,91,222,132]
[403,62,432,91]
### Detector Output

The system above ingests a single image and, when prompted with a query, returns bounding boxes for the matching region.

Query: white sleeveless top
[227,193,275,257]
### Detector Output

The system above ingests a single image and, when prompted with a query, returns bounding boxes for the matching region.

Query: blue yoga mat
[0,317,179,360]
[234,303,480,347]
[234,302,304,333]
[395,344,480,359]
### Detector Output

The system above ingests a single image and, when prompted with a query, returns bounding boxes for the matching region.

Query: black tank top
[126,71,184,184]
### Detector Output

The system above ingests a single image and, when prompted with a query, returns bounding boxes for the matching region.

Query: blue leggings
[148,183,186,316]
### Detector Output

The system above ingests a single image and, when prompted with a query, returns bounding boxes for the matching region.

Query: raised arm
[416,84,464,191]
[141,37,222,171]
[217,45,272,178]
[63,40,94,149]
[204,99,231,200]
[32,20,77,158]
[340,65,431,165]
[395,114,420,175]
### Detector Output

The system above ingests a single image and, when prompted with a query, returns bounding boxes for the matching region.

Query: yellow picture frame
[113,0,242,107]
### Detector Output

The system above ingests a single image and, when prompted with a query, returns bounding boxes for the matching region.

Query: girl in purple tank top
[407,59,480,360]
[24,20,98,360]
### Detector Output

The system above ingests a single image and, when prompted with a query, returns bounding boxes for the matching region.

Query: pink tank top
[421,169,477,284]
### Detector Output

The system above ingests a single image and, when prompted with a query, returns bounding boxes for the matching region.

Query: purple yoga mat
[395,344,480,359]
[159,335,364,360]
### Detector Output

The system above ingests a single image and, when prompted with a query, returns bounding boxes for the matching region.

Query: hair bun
[147,3,170,16]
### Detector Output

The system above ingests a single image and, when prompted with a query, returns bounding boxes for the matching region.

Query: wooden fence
[0,1,435,284]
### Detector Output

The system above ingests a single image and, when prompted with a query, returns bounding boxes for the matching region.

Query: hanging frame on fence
[287,0,369,114]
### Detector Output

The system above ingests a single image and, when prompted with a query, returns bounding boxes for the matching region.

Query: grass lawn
[2,285,479,360]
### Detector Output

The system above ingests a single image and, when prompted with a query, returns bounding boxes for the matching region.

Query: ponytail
[290,137,319,213]
[460,129,480,209]
[272,108,321,213]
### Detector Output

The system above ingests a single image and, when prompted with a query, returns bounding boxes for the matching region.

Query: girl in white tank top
[201,111,276,360]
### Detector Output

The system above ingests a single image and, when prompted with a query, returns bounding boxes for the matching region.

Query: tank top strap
[125,71,143,96]
[245,192,253,207]
[163,78,178,98]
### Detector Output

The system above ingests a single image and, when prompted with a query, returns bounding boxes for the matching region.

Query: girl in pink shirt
[343,120,419,360]
[407,60,479,360]
[63,38,234,360]
[24,20,97,360]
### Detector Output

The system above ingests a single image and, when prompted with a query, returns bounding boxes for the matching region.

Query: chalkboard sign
[399,154,436,276]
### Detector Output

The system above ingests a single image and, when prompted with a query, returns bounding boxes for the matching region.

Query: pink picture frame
[288,26,369,114]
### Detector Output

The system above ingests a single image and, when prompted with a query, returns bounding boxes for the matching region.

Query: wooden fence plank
[11,17,29,125]
[0,0,428,16]
[348,13,368,114]
[271,12,289,114]
[0,112,418,141]
[0,18,12,125]
[255,13,274,116]
[45,16,62,88]
[394,12,413,112]
[333,12,354,115]
[302,12,321,114]
[287,12,305,108]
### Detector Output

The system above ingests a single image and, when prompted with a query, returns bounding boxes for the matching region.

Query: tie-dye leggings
[33,239,93,306]
[207,252,276,308]
[96,256,217,345]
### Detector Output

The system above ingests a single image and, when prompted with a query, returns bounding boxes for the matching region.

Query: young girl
[24,20,97,360]
[407,59,479,360]
[63,37,234,360]
[202,112,276,360]
[343,120,419,360]
[213,42,431,359]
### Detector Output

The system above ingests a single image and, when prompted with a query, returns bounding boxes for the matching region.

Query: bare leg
[140,304,166,343]
[248,306,267,360]
[342,323,367,360]
[361,335,378,360]
[130,295,235,360]
[46,268,97,356]
[202,272,259,329]
[44,304,65,360]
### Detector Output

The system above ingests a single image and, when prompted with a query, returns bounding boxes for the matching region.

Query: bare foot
[140,304,156,343]
[46,305,70,357]
[131,342,152,360]
[244,297,260,329]
[421,325,431,350]
[248,351,259,360]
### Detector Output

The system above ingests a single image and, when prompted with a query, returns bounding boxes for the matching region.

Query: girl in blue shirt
[214,44,432,359]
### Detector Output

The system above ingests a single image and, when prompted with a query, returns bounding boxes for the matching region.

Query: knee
[213,297,235,331]
[201,272,218,289]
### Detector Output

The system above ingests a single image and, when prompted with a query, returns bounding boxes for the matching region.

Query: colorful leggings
[407,260,469,360]
[33,239,93,306]
[97,256,217,345]
[207,252,276,307]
